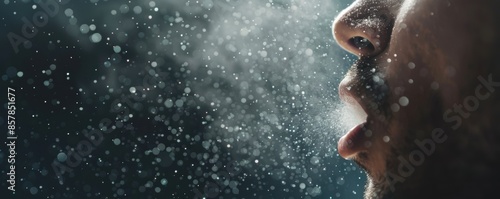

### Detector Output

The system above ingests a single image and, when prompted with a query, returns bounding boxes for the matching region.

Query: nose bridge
[333,0,396,57]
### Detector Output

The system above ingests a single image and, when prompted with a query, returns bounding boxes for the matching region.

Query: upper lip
[338,58,385,120]
[338,80,372,120]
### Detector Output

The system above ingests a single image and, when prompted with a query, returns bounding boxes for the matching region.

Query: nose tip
[332,5,394,57]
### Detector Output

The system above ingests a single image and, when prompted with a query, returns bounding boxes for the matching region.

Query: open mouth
[337,95,371,159]
[336,65,385,160]
[337,57,388,160]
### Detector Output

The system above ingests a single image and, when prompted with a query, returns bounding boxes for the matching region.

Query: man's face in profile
[333,0,500,198]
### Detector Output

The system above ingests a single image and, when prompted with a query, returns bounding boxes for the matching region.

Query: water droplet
[399,96,409,106]
[90,33,102,43]
[129,87,136,93]
[408,62,416,69]
[57,152,67,162]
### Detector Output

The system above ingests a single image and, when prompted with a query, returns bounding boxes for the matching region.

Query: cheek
[386,1,484,113]
[382,1,451,118]
[381,27,445,139]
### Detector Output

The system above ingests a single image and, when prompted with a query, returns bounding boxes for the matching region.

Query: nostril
[333,2,395,57]
[348,36,375,53]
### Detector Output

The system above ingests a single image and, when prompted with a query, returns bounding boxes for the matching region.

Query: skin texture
[333,0,500,198]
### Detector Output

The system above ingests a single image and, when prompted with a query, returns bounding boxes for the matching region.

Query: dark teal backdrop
[0,0,364,198]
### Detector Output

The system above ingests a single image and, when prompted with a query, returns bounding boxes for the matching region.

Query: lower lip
[338,122,367,159]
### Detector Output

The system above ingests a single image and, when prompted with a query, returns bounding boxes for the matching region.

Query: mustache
[347,57,391,120]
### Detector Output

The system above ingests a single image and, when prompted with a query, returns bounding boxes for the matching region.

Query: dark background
[0,0,365,198]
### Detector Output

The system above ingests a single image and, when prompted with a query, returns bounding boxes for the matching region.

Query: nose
[332,1,396,57]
